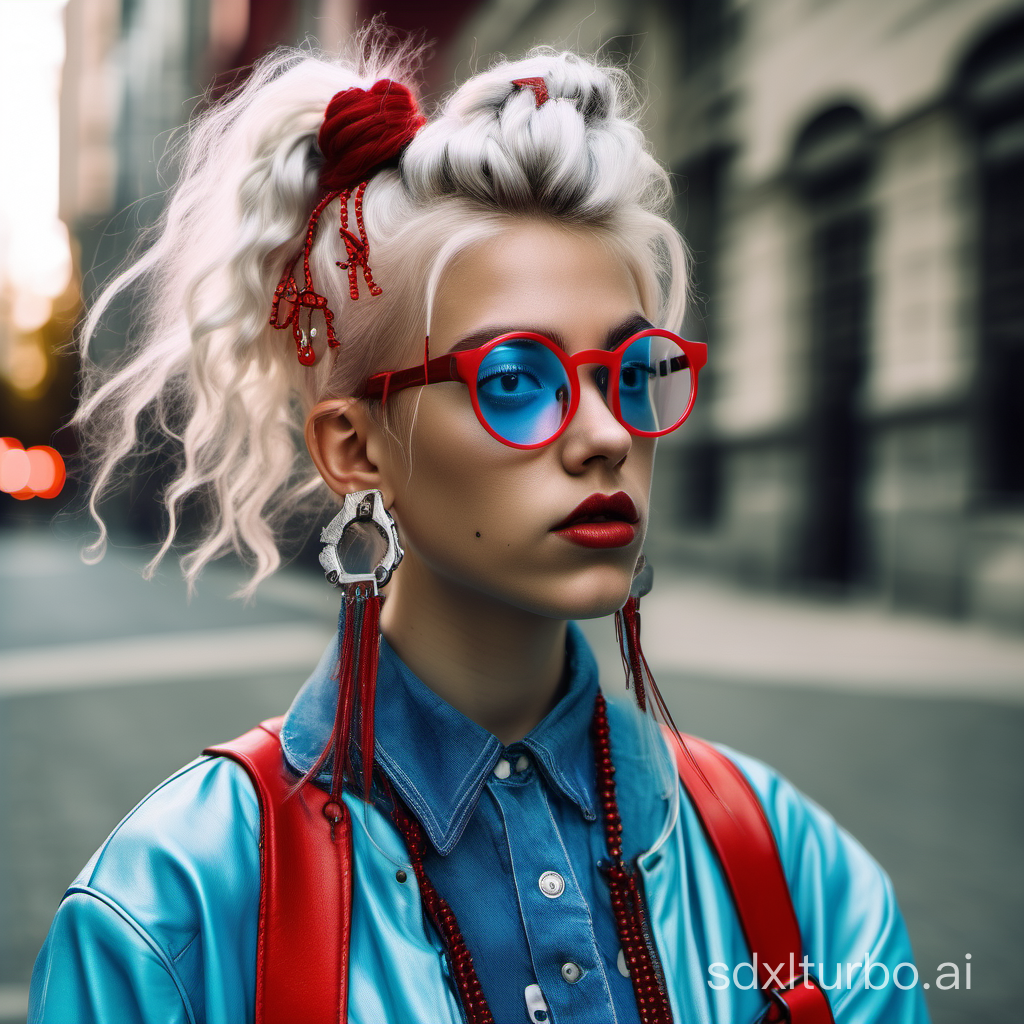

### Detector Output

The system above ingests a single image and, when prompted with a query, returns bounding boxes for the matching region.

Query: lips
[553,492,640,549]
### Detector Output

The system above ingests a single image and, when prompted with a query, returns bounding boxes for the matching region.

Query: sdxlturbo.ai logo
[707,953,972,992]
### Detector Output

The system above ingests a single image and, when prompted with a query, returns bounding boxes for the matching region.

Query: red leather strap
[664,730,835,1024]
[205,718,353,1024]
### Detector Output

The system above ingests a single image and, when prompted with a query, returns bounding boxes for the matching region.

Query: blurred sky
[0,0,71,335]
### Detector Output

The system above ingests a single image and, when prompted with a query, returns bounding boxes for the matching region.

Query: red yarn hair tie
[318,79,426,191]
[270,79,426,366]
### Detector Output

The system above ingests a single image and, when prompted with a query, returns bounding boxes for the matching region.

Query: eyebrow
[606,313,655,349]
[448,313,655,354]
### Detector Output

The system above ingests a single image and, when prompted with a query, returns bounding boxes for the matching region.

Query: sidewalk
[3,526,1023,702]
[0,526,338,695]
[632,571,1024,704]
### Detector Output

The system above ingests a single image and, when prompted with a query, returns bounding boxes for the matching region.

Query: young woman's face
[375,220,656,620]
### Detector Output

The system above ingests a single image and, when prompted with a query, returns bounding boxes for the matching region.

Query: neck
[379,554,567,745]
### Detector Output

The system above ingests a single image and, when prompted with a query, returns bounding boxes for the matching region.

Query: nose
[559,369,632,473]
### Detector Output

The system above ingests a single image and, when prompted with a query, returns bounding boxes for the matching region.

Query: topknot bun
[401,51,661,219]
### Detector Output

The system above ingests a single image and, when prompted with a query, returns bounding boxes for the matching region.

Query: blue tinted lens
[476,340,570,445]
[618,335,691,433]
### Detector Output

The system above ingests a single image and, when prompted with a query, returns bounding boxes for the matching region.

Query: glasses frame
[359,328,709,450]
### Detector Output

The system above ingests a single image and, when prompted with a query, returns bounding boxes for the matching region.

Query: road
[1,524,1022,1023]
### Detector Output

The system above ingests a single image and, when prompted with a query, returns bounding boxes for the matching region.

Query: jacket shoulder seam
[60,886,198,1024]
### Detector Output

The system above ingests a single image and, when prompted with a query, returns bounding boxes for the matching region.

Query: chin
[532,565,635,621]
[408,542,637,621]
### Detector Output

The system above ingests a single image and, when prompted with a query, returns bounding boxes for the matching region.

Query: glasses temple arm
[359,353,462,402]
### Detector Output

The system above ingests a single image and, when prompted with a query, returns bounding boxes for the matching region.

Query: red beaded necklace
[390,691,674,1024]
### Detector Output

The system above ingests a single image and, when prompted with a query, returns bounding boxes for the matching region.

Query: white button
[538,871,565,898]
[560,962,582,984]
[617,948,630,977]
[516,754,530,772]
[524,983,549,1023]
[493,758,511,779]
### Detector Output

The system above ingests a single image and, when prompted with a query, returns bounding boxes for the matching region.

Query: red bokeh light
[0,438,66,499]
[27,446,66,498]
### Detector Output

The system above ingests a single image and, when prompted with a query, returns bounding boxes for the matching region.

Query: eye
[478,363,546,405]
[620,361,653,391]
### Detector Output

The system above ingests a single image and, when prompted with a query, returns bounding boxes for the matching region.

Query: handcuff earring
[302,490,403,816]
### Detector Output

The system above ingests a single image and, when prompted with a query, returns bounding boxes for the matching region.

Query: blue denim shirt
[282,620,649,1024]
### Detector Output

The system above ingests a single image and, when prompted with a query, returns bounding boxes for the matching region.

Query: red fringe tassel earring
[615,556,683,737]
[300,490,404,824]
[615,556,717,798]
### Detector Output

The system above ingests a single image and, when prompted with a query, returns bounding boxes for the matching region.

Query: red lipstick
[553,492,639,549]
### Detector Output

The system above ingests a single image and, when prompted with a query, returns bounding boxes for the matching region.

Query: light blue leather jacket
[29,644,929,1024]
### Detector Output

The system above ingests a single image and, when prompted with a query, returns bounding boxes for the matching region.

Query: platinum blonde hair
[75,37,688,597]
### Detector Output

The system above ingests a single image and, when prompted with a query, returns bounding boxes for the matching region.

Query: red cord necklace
[390,691,674,1024]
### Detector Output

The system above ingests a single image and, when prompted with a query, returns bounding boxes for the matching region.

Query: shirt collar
[281,616,600,856]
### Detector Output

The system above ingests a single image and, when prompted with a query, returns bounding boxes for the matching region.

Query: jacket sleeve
[726,747,931,1024]
[27,755,261,1024]
[29,890,191,1024]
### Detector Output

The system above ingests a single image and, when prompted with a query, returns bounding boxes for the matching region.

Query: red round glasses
[359,328,709,450]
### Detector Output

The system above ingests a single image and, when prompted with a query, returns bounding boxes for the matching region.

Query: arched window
[957,14,1024,505]
[790,104,875,586]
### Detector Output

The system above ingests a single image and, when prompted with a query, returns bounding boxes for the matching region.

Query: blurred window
[675,151,729,527]
[671,0,730,76]
[791,106,875,586]
[960,15,1024,505]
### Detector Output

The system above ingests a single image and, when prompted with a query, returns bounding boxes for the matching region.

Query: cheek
[390,396,520,540]
[633,438,657,488]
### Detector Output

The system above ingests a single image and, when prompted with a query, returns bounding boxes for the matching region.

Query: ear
[305,399,393,503]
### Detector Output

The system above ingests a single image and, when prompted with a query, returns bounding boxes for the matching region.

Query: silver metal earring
[319,488,404,592]
[306,489,403,809]
[631,552,653,599]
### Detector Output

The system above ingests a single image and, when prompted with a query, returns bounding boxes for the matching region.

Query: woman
[29,39,928,1024]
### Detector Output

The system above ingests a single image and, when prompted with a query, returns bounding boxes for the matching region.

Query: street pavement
[1,524,1022,1023]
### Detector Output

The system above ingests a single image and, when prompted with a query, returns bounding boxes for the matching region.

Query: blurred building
[0,2,79,496]
[457,0,1024,631]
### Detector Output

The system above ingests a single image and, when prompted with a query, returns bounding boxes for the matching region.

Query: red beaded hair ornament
[270,79,426,365]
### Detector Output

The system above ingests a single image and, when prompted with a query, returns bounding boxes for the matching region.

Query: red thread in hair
[270,80,426,365]
[511,77,549,107]
[269,191,340,365]
[336,181,381,301]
